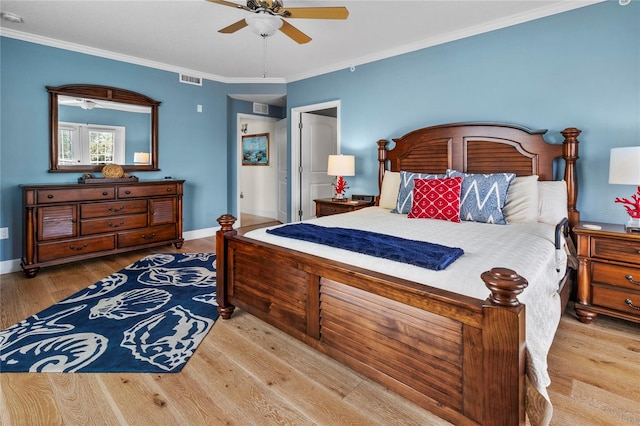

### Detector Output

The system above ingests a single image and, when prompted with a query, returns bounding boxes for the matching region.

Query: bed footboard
[216,215,528,425]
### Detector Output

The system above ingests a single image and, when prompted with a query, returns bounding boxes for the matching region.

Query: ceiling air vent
[179,73,202,86]
[253,102,269,115]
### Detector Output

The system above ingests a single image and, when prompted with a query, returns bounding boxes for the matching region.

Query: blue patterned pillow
[448,170,515,224]
[392,170,446,214]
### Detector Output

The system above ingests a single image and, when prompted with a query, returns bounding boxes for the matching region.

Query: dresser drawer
[37,187,115,204]
[37,235,115,262]
[592,284,640,317]
[81,214,148,235]
[117,224,177,248]
[81,200,148,219]
[591,236,640,264]
[592,262,640,291]
[118,184,177,198]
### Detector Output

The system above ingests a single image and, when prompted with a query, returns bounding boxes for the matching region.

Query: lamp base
[625,217,640,233]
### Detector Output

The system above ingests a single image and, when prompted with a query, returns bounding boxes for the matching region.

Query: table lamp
[327,154,355,201]
[609,146,640,232]
[133,152,150,165]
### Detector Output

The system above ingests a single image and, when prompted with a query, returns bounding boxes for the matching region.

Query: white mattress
[244,206,565,424]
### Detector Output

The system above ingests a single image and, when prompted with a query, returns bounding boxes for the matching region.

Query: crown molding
[1,1,602,84]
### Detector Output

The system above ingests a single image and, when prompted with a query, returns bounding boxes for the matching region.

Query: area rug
[0,253,218,373]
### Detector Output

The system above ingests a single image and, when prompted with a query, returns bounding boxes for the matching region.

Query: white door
[300,112,337,220]
[275,118,288,223]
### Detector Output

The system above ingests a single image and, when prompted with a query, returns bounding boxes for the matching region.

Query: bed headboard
[377,122,580,228]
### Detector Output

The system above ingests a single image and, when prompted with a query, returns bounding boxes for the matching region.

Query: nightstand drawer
[592,262,640,291]
[317,203,352,216]
[591,236,640,264]
[592,284,640,317]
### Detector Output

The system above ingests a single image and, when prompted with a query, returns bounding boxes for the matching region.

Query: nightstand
[574,222,640,324]
[314,198,374,217]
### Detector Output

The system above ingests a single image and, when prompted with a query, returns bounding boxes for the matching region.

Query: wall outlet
[0,227,8,240]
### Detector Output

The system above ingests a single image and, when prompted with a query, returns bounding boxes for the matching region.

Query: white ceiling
[1,1,601,86]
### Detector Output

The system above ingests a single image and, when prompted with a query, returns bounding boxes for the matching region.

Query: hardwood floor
[1,237,638,425]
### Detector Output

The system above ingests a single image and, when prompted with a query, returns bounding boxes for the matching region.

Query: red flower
[615,186,640,219]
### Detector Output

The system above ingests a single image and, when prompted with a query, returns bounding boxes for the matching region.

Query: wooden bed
[215,122,580,425]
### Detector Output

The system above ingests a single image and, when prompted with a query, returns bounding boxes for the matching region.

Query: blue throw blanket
[266,223,463,271]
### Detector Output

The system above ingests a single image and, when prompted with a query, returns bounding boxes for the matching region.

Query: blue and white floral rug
[0,253,218,373]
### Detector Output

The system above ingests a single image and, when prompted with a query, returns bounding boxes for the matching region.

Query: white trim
[290,100,341,223]
[0,259,22,275]
[0,1,603,84]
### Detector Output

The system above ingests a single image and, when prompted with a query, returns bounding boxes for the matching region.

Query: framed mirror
[47,84,161,173]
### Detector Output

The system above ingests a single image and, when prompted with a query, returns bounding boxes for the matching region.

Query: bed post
[216,214,237,319]
[561,127,581,230]
[481,267,528,426]
[377,139,389,193]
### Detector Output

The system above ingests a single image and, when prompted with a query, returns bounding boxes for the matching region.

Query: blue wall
[288,0,639,225]
[0,37,284,262]
[1,1,638,264]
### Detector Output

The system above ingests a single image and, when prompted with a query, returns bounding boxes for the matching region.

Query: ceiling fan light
[245,13,282,37]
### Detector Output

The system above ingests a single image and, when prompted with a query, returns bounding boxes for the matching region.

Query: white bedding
[244,206,565,425]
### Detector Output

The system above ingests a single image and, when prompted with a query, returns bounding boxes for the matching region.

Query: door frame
[290,100,341,222]
[236,113,280,227]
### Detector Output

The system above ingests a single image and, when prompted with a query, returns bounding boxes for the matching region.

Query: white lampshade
[133,152,150,164]
[327,155,355,177]
[609,147,640,185]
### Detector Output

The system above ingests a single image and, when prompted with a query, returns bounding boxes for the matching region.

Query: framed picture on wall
[242,133,270,166]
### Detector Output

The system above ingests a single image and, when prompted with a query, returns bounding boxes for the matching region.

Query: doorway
[236,113,284,227]
[290,101,340,222]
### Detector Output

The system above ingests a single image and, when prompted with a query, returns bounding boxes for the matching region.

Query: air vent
[179,73,202,86]
[253,102,269,115]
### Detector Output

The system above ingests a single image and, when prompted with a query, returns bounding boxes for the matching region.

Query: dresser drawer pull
[102,192,109,196]
[167,188,172,192]
[69,243,88,251]
[625,275,640,286]
[142,233,157,240]
[125,190,131,195]
[625,299,640,311]
[108,205,125,212]
[47,194,54,199]
[108,221,125,228]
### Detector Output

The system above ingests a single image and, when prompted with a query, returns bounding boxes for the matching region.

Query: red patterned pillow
[408,177,463,222]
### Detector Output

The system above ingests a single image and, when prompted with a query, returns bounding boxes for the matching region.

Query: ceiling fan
[207,0,349,44]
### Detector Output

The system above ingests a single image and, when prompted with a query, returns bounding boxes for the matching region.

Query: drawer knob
[125,190,131,195]
[167,188,172,192]
[102,192,109,196]
[108,221,125,228]
[47,194,54,199]
[69,243,88,251]
[625,275,640,286]
[625,298,640,311]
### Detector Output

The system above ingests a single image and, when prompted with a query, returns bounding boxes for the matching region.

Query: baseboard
[0,226,223,276]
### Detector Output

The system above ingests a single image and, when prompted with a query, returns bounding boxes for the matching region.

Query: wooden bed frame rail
[216,216,528,425]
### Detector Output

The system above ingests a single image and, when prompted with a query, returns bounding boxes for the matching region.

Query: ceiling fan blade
[279,20,311,44]
[284,7,349,20]
[218,19,249,34]
[206,0,250,11]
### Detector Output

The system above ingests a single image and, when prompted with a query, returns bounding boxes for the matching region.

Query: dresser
[314,198,374,217]
[21,180,184,277]
[574,222,640,324]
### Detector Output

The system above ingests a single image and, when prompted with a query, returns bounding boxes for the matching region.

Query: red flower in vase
[615,186,640,219]
[334,176,348,196]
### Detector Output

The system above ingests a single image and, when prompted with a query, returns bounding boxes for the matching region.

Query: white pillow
[378,171,401,209]
[504,175,539,223]
[538,180,568,225]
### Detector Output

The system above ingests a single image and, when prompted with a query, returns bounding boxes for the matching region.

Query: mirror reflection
[48,84,160,173]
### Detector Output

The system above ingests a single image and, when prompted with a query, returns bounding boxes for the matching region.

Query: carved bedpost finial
[217,214,237,232]
[561,127,581,230]
[481,268,528,307]
[377,139,389,193]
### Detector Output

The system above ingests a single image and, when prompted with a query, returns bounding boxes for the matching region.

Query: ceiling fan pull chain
[262,35,268,78]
